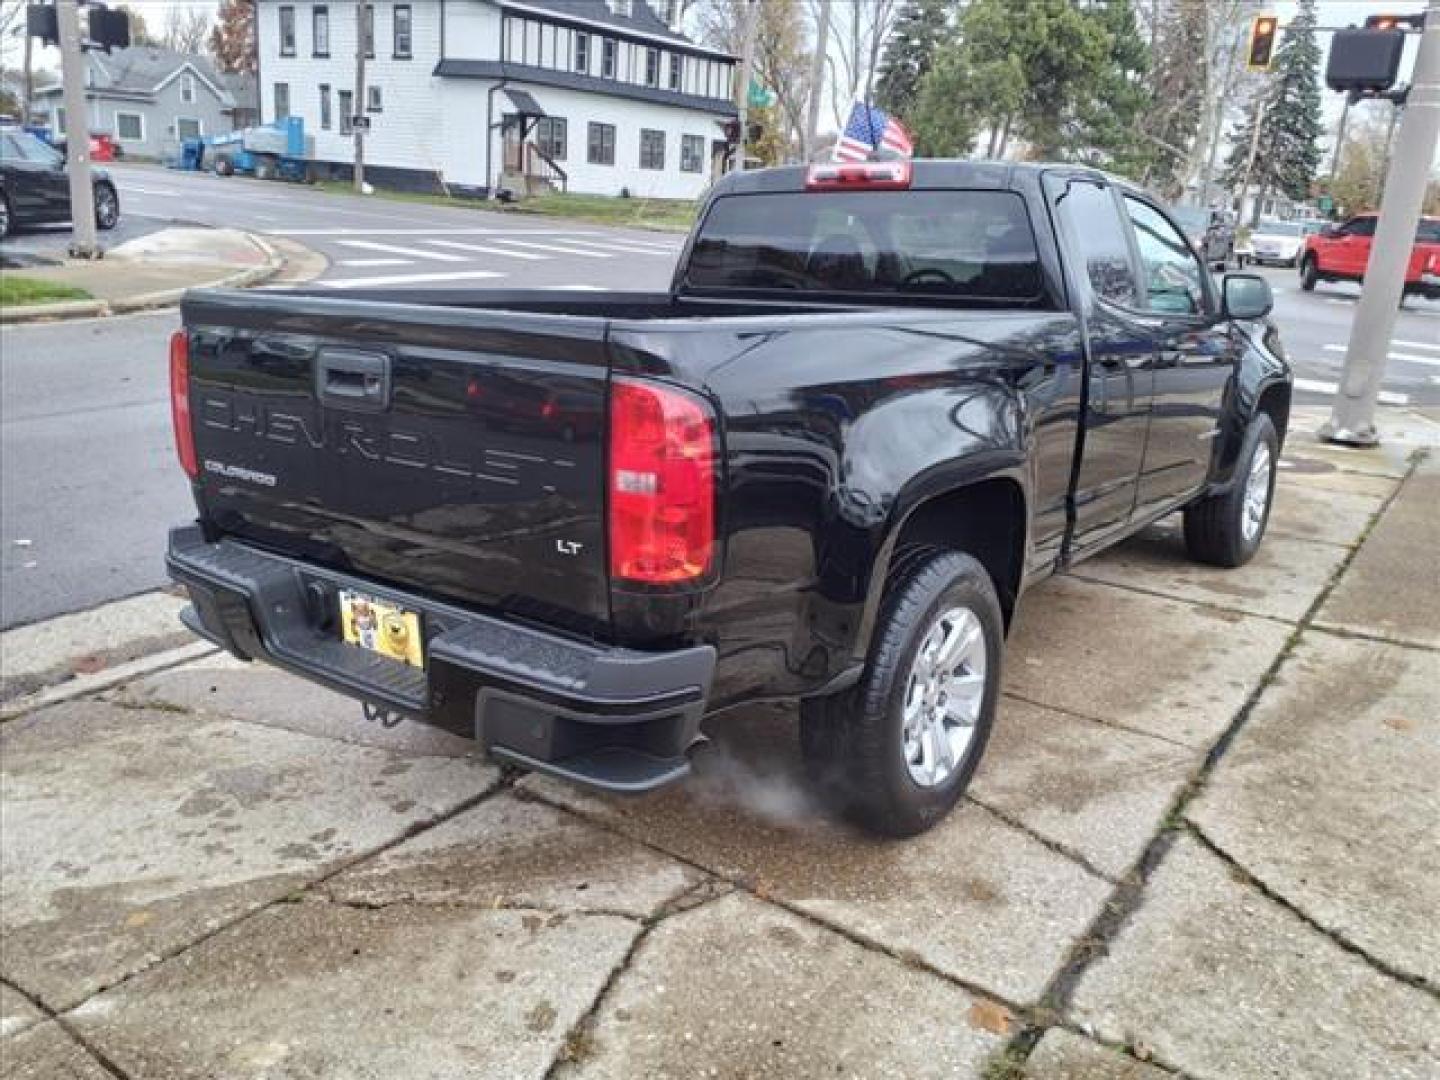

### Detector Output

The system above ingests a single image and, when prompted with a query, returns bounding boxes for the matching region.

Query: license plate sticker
[339,590,424,669]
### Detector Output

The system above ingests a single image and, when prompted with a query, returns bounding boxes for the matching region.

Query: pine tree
[1224,0,1323,216]
[873,0,951,120]
[1066,0,1156,177]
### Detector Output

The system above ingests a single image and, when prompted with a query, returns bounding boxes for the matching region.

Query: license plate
[339,590,424,669]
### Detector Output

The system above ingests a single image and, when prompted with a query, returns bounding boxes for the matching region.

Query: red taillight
[608,378,717,585]
[805,160,912,191]
[169,330,198,479]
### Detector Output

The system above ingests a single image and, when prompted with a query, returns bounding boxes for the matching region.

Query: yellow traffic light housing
[1248,16,1279,71]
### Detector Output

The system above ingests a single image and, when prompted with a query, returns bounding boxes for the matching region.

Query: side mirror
[1222,273,1273,320]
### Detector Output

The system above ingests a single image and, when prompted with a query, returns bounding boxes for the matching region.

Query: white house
[257,0,738,199]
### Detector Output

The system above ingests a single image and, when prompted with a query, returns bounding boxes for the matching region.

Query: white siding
[260,1,447,177]
[444,1,504,60]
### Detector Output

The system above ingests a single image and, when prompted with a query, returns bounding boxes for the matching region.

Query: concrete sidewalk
[0,228,285,322]
[1,408,1436,1079]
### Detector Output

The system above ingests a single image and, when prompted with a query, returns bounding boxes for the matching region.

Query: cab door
[1327,215,1377,277]
[1047,176,1157,553]
[1121,196,1238,514]
[0,132,50,217]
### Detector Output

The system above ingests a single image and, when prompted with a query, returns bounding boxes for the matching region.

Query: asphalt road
[1,164,1436,628]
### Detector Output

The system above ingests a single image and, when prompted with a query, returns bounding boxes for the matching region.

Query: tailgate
[181,291,611,632]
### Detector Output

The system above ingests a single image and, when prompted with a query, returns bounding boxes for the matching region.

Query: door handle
[315,349,391,412]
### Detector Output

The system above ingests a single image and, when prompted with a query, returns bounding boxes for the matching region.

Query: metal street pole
[733,0,757,173]
[353,1,367,192]
[56,0,99,259]
[1236,93,1268,223]
[1321,0,1440,447]
[1327,93,1352,184]
[1374,102,1402,204]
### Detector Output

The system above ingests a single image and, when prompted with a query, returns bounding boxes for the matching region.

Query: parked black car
[167,160,1291,837]
[0,129,120,239]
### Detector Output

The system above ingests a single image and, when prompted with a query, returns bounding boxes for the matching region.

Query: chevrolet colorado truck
[167,160,1291,836]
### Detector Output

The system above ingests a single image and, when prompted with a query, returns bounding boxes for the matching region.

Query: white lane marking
[320,270,506,289]
[339,258,411,267]
[270,227,602,237]
[1323,343,1440,365]
[426,239,549,260]
[482,238,613,258]
[570,235,680,251]
[1391,339,1440,352]
[117,184,181,196]
[1293,377,1410,405]
[1323,298,1351,306]
[537,284,605,291]
[336,239,468,262]
[552,238,678,256]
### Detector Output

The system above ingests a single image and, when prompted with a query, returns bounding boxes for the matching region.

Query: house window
[393,4,412,58]
[587,121,615,165]
[312,5,329,56]
[609,0,632,15]
[367,85,382,112]
[362,3,375,58]
[644,48,659,87]
[176,117,202,141]
[601,39,616,78]
[181,73,196,103]
[278,6,295,56]
[273,82,290,120]
[55,107,65,133]
[535,116,567,161]
[116,112,144,141]
[681,133,703,173]
[574,32,588,73]
[319,84,332,129]
[639,128,664,170]
[338,89,353,134]
[669,54,681,91]
[659,0,678,24]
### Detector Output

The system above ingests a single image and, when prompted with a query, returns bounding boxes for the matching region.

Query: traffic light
[88,5,131,53]
[1247,15,1279,71]
[1364,13,1426,31]
[722,119,740,145]
[26,4,58,48]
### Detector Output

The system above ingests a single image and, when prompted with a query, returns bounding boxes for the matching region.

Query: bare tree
[810,0,901,128]
[163,7,213,55]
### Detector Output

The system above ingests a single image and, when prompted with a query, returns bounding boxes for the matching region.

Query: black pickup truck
[167,160,1290,836]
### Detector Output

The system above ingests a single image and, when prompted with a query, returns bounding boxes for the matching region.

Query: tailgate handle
[316,349,391,412]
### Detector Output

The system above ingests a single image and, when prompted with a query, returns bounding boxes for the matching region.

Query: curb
[0,232,285,325]
[0,640,218,722]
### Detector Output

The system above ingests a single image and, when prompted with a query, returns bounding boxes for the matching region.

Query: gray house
[32,47,257,159]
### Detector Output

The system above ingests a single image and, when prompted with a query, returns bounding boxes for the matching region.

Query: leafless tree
[809,0,901,128]
[163,7,213,55]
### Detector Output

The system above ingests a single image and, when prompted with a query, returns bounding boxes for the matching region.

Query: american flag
[834,102,914,162]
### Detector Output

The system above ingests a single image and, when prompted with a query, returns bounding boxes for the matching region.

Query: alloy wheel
[901,605,987,788]
[1242,440,1272,544]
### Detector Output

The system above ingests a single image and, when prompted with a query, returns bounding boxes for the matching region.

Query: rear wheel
[799,551,1003,837]
[94,182,119,230]
[1183,413,1278,568]
[0,189,12,239]
[1300,256,1319,291]
[214,156,235,177]
[254,155,278,181]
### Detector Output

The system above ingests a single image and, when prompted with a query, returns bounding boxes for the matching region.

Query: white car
[1244,219,1325,268]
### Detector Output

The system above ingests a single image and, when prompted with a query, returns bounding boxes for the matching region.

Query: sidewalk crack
[964,796,1117,884]
[1,976,133,1080]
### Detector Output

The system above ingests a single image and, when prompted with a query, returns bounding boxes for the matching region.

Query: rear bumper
[167,525,715,794]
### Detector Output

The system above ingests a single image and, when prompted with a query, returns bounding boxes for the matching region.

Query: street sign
[1317,194,1335,213]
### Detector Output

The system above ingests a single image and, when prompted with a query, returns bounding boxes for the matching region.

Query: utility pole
[1374,101,1402,203]
[22,22,35,123]
[804,0,832,162]
[1322,0,1440,447]
[353,1,367,192]
[56,0,99,259]
[733,0,757,172]
[1328,93,1353,184]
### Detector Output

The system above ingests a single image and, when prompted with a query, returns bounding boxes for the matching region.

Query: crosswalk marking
[336,240,469,262]
[553,238,677,256]
[320,269,506,289]
[427,240,549,260]
[1323,343,1440,366]
[339,257,411,267]
[272,227,607,237]
[1293,377,1409,406]
[1391,339,1440,352]
[482,238,614,258]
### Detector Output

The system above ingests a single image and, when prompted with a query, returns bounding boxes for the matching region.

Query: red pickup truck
[1299,213,1440,300]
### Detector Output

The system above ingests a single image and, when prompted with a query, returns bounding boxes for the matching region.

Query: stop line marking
[1293,377,1410,406]
[1323,343,1440,366]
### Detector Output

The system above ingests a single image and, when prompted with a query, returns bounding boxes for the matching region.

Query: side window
[1124,198,1207,316]
[1057,180,1138,307]
[1346,216,1377,237]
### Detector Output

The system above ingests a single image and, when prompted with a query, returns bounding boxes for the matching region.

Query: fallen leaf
[965,1000,1012,1035]
[1384,716,1416,733]
[71,654,107,675]
[124,911,153,928]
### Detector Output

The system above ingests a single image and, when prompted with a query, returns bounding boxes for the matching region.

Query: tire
[254,155,277,181]
[1300,256,1319,291]
[0,189,12,240]
[1183,413,1278,568]
[93,182,119,231]
[214,156,235,177]
[800,550,1003,837]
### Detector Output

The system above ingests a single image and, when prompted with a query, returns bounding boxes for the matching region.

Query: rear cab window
[682,190,1048,305]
